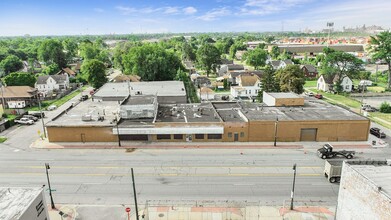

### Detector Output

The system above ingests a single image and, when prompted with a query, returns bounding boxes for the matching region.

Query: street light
[274,117,279,146]
[360,81,366,114]
[290,163,297,210]
[45,163,55,209]
[131,168,139,220]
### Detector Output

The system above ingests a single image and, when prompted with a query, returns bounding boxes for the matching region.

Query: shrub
[380,102,391,113]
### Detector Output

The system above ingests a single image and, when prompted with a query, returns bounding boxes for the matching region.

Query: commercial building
[46,91,369,143]
[0,187,49,220]
[92,81,187,104]
[337,160,391,220]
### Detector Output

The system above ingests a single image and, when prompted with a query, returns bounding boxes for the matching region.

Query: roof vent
[82,114,92,121]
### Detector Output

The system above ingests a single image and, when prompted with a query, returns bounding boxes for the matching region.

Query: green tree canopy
[122,43,183,81]
[258,67,280,102]
[196,43,221,77]
[369,31,391,89]
[38,39,66,68]
[320,48,364,92]
[81,59,107,89]
[42,63,60,75]
[229,41,247,59]
[244,48,268,70]
[3,72,36,87]
[181,42,196,61]
[275,65,305,94]
[0,55,23,75]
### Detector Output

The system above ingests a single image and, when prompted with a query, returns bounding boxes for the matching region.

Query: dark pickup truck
[317,144,355,159]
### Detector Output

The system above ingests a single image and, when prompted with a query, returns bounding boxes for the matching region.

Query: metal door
[300,128,317,141]
[234,133,239,141]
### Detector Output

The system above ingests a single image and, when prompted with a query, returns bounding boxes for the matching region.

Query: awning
[113,126,224,135]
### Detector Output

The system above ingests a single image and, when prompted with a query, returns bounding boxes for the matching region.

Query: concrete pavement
[47,204,335,220]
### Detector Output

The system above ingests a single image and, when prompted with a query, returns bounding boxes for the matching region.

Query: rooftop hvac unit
[82,114,92,121]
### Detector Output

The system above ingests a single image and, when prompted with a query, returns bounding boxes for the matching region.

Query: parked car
[305,92,314,97]
[47,105,57,111]
[23,115,38,121]
[314,94,323,99]
[28,111,45,118]
[79,95,88,101]
[15,118,35,125]
[370,127,386,138]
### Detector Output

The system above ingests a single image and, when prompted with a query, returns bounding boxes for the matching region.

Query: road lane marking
[14,165,322,169]
[0,173,322,177]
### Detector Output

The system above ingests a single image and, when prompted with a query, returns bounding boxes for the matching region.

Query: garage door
[300,128,317,141]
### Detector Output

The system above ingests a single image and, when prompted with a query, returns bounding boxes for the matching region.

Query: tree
[181,42,196,61]
[81,59,107,89]
[196,43,221,77]
[63,38,78,60]
[229,41,247,59]
[270,45,280,59]
[320,48,364,93]
[122,43,183,81]
[275,65,305,94]
[244,48,268,70]
[380,101,391,113]
[0,55,23,75]
[3,72,36,87]
[258,67,280,102]
[38,39,66,68]
[42,63,60,75]
[369,31,391,89]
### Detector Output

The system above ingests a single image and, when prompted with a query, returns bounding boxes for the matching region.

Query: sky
[0,0,390,36]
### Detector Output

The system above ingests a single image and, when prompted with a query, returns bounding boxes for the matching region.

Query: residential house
[231,74,261,99]
[198,87,215,101]
[194,76,211,88]
[218,64,245,76]
[317,74,353,93]
[57,67,76,78]
[278,59,294,69]
[220,58,234,65]
[35,75,70,97]
[229,70,263,85]
[301,64,318,78]
[235,50,246,60]
[0,86,38,109]
[268,59,294,70]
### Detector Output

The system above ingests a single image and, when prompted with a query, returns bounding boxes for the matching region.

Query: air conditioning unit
[82,114,92,121]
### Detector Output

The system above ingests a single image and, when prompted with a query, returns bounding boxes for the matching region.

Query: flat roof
[242,100,368,121]
[156,103,221,123]
[94,81,186,98]
[266,92,302,99]
[347,160,391,198]
[0,187,43,220]
[216,109,246,122]
[122,95,156,105]
[46,100,119,126]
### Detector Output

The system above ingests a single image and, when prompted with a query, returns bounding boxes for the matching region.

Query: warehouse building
[337,160,391,220]
[46,92,369,143]
[0,187,49,220]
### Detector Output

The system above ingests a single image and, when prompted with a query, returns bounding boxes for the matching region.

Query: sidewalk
[47,204,335,220]
[31,138,373,150]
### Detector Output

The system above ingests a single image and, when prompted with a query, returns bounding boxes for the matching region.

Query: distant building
[301,64,318,78]
[198,87,215,101]
[35,74,70,97]
[337,160,391,220]
[0,86,38,109]
[317,75,352,93]
[0,187,49,220]
[263,92,304,107]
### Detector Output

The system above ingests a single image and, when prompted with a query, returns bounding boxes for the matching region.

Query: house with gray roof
[35,75,69,97]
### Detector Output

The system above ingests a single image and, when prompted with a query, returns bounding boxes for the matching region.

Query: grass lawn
[307,88,362,109]
[367,86,386,93]
[304,80,317,88]
[368,112,391,129]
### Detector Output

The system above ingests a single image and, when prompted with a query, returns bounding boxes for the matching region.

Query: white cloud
[93,8,104,13]
[197,7,231,21]
[164,7,179,14]
[115,6,136,15]
[183,7,197,15]
[240,0,312,15]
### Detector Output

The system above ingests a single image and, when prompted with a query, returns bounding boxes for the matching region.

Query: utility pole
[274,117,278,146]
[290,164,297,210]
[131,168,139,220]
[45,163,55,209]
[360,82,366,114]
[327,22,334,47]
[116,117,121,147]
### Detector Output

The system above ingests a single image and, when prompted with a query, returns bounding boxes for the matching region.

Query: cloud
[164,7,179,14]
[240,0,312,15]
[197,7,231,21]
[183,7,197,15]
[93,8,104,13]
[115,6,136,15]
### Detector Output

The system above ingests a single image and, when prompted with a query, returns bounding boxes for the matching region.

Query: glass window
[207,134,222,139]
[157,134,171,140]
[195,134,204,139]
[240,132,244,137]
[173,134,183,140]
[228,132,232,137]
